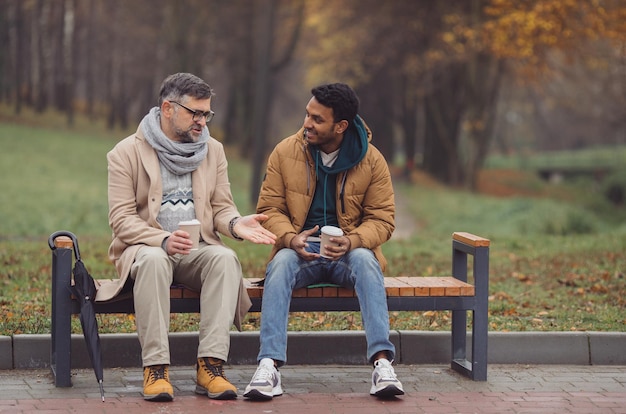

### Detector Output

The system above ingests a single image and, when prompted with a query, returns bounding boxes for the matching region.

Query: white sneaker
[370,358,404,397]
[243,358,283,400]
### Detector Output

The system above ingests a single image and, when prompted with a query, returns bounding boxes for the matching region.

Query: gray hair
[158,73,215,106]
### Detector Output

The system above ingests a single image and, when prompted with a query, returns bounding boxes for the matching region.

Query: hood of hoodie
[309,115,369,174]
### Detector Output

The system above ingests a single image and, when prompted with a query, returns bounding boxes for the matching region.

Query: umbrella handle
[48,230,81,261]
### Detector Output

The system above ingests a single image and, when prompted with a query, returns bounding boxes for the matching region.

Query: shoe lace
[148,365,168,382]
[252,364,275,382]
[375,361,397,381]
[200,358,229,381]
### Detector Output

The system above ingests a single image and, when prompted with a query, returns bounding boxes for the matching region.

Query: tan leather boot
[195,357,237,400]
[143,364,174,401]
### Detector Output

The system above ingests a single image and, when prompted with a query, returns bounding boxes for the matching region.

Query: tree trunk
[52,0,67,112]
[0,2,10,102]
[464,55,503,190]
[12,0,25,114]
[84,0,95,118]
[65,0,78,126]
[399,73,420,179]
[357,67,395,164]
[249,0,276,206]
[225,4,254,150]
[106,0,122,130]
[249,0,305,206]
[32,0,47,113]
[422,65,465,186]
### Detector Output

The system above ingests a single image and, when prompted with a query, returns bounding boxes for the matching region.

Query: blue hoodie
[303,115,369,234]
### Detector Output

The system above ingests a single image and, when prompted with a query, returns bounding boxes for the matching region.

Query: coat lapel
[137,134,163,223]
[191,162,206,225]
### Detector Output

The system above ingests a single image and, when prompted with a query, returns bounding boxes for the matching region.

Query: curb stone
[2,331,624,370]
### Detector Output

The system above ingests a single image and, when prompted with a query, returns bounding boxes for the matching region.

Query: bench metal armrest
[450,231,490,381]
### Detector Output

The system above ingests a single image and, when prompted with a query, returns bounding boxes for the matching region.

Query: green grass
[485,145,626,170]
[0,120,254,239]
[379,181,626,333]
[2,123,113,237]
[0,116,625,336]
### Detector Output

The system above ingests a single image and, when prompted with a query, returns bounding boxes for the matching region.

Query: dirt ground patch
[476,169,545,197]
[393,167,566,200]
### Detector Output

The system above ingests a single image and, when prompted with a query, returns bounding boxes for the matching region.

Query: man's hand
[165,230,194,255]
[233,214,277,244]
[321,235,352,260]
[290,225,320,261]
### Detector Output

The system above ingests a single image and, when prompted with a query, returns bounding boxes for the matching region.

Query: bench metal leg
[451,242,489,381]
[451,246,470,376]
[51,247,73,387]
[470,246,489,381]
[451,309,468,364]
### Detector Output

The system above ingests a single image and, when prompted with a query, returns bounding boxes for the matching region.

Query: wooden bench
[48,231,490,387]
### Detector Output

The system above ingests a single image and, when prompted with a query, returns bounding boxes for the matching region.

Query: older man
[107,73,275,402]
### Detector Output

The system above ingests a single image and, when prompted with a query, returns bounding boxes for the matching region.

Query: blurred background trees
[1,0,624,198]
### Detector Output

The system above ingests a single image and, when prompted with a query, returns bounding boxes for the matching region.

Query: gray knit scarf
[140,106,209,175]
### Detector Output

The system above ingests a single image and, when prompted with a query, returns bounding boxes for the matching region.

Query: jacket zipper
[339,171,347,214]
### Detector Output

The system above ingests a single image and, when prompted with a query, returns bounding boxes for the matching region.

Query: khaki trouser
[130,243,241,367]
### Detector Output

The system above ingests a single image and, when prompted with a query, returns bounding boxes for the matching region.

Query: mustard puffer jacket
[256,120,395,272]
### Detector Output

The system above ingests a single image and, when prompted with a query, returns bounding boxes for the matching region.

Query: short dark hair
[158,73,215,106]
[311,83,359,126]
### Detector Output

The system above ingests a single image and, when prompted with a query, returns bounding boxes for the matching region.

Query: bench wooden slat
[381,277,400,296]
[304,287,323,297]
[90,274,475,301]
[383,277,414,296]
[338,286,356,298]
[322,286,339,297]
[453,231,490,247]
[91,276,475,304]
[244,278,263,298]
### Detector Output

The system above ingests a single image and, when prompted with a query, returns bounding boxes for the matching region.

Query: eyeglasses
[170,101,215,123]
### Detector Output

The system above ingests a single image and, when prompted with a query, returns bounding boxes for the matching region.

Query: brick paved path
[1,364,625,413]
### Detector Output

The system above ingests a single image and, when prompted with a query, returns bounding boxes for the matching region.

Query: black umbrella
[52,231,105,401]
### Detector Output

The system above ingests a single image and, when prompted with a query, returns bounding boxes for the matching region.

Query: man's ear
[161,101,174,119]
[334,119,349,134]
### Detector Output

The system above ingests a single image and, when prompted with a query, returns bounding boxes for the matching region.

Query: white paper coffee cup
[320,225,343,258]
[178,219,201,250]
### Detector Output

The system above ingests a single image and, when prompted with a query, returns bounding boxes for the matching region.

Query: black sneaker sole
[210,390,238,400]
[195,386,238,400]
[243,389,274,401]
[372,385,405,398]
[144,392,174,402]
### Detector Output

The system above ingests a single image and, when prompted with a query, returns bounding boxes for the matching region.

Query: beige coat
[256,124,395,272]
[97,127,251,328]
